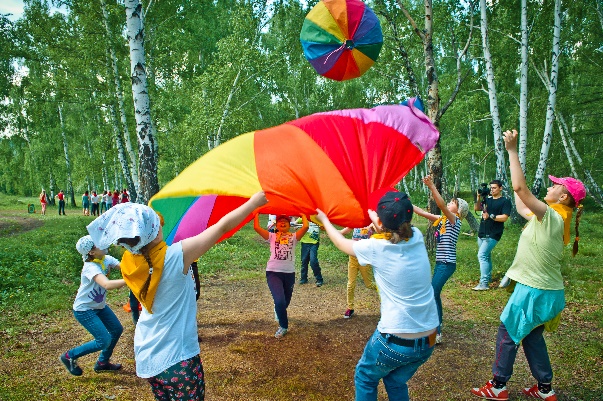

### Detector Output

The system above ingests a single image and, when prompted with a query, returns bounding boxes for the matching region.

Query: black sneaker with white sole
[60,353,83,376]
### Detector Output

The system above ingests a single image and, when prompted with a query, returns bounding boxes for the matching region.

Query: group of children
[60,129,585,401]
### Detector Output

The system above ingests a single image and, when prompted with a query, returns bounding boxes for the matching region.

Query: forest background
[0,0,602,206]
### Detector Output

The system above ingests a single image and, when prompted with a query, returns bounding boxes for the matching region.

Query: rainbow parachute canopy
[300,0,383,81]
[149,98,439,245]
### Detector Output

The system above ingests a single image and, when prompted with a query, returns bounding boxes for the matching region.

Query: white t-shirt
[266,232,297,273]
[91,194,100,204]
[72,255,120,311]
[353,227,439,334]
[134,242,200,378]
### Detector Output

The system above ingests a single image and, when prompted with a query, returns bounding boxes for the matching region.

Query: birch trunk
[531,0,561,196]
[58,105,76,207]
[518,0,529,172]
[101,0,139,195]
[125,0,158,203]
[101,153,109,192]
[480,0,507,185]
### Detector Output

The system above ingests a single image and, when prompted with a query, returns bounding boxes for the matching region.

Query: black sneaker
[93,361,122,373]
[60,353,83,376]
[316,281,323,287]
[299,279,308,284]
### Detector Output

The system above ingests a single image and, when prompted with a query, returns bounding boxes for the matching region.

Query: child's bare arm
[295,215,309,241]
[315,209,355,256]
[413,205,439,222]
[423,176,457,223]
[93,274,126,290]
[253,213,270,240]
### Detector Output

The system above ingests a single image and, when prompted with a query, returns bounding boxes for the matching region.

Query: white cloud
[0,0,24,20]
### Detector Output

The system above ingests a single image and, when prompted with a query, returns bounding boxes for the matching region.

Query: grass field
[0,193,601,400]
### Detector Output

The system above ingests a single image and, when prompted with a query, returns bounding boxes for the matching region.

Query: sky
[0,0,24,20]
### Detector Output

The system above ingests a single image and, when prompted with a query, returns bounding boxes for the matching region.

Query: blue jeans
[266,271,295,329]
[70,306,123,363]
[355,329,434,401]
[477,237,499,286]
[432,262,456,333]
[58,199,65,215]
[300,242,322,282]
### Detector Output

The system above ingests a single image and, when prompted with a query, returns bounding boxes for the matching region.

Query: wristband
[491,214,496,221]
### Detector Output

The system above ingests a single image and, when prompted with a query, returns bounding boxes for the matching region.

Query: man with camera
[473,180,512,290]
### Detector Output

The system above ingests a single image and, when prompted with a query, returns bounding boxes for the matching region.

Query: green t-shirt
[506,207,565,290]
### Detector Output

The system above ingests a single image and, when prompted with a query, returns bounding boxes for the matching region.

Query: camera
[477,183,491,197]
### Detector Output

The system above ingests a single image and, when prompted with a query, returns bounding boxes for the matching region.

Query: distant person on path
[100,191,109,214]
[120,189,129,203]
[59,235,126,376]
[254,214,308,339]
[471,129,586,401]
[316,191,438,401]
[413,175,469,344]
[112,190,120,207]
[298,218,324,287]
[473,180,512,290]
[339,225,378,319]
[91,191,100,216]
[82,191,90,216]
[39,190,47,215]
[56,189,66,215]
[87,192,268,400]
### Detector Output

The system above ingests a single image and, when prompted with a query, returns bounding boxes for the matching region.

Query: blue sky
[0,0,24,20]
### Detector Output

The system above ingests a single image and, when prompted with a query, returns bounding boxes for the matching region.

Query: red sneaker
[522,384,557,401]
[471,380,509,401]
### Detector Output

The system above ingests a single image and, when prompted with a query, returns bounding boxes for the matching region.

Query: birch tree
[100,0,139,195]
[531,0,561,196]
[58,104,75,207]
[124,0,158,203]
[479,0,507,185]
[518,0,529,172]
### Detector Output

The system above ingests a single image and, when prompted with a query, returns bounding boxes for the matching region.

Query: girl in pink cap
[472,129,585,401]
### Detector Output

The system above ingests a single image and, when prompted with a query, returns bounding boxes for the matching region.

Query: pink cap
[549,175,586,204]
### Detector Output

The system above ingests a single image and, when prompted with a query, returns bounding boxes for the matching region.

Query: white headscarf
[87,203,160,254]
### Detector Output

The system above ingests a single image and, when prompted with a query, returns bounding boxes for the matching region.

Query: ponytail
[572,204,583,257]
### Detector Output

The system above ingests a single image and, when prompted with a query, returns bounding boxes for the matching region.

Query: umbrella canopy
[300,0,383,81]
[149,98,439,245]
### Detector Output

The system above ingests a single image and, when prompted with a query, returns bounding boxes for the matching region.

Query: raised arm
[315,209,355,256]
[182,191,268,270]
[295,214,309,241]
[254,213,270,240]
[504,130,547,220]
[422,176,458,223]
[413,205,439,222]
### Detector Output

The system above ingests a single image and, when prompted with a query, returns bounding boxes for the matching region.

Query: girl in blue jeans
[59,235,127,376]
[413,175,469,344]
[317,191,439,401]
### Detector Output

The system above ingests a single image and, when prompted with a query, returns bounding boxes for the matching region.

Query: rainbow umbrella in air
[300,0,383,81]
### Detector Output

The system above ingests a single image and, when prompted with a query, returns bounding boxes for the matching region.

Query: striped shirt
[435,218,461,263]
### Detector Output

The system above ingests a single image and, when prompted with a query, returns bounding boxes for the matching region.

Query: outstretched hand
[503,129,518,152]
[249,191,268,208]
[422,175,434,188]
[315,208,328,224]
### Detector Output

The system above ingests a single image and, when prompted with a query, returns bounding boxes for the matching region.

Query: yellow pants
[347,255,377,310]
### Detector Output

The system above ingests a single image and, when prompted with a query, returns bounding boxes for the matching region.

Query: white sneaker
[275,327,288,338]
[274,309,279,323]
[499,276,511,288]
[436,333,443,344]
[473,283,489,291]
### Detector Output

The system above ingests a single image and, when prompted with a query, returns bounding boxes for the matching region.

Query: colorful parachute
[300,0,383,81]
[149,98,439,244]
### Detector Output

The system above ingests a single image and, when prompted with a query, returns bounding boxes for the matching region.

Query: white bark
[125,0,158,203]
[106,103,136,195]
[480,0,507,184]
[101,0,139,195]
[518,0,529,172]
[58,104,75,207]
[531,0,561,195]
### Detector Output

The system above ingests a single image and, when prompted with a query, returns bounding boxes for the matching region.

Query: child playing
[87,192,267,400]
[471,129,585,401]
[316,191,439,401]
[59,235,126,376]
[413,175,469,343]
[254,213,308,338]
[339,225,378,319]
[298,219,324,287]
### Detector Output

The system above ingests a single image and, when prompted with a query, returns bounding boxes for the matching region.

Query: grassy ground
[0,194,601,400]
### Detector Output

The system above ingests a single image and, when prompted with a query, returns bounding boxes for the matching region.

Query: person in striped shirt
[413,175,468,344]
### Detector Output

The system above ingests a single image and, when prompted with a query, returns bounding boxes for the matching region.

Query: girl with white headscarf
[87,192,267,401]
